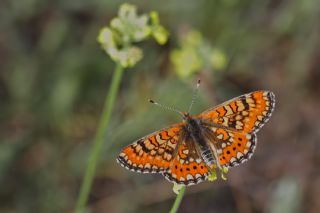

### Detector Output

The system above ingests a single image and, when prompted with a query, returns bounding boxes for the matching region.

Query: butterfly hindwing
[163,141,210,186]
[199,91,275,133]
[117,124,182,173]
[202,126,257,168]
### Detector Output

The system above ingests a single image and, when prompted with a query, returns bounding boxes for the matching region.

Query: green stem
[169,186,186,213]
[75,63,124,213]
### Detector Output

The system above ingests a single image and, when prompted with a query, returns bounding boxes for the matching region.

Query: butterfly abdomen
[200,147,215,166]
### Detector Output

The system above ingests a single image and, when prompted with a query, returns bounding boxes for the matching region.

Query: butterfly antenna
[149,99,184,116]
[188,79,201,113]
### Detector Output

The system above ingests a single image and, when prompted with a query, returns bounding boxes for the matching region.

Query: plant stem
[169,186,186,213]
[75,63,124,213]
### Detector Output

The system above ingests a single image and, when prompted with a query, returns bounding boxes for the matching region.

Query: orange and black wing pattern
[200,91,275,168]
[163,141,210,185]
[203,126,257,168]
[199,91,275,133]
[117,124,182,174]
[117,90,275,185]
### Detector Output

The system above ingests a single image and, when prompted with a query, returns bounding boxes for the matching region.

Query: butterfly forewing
[117,124,182,173]
[198,91,275,133]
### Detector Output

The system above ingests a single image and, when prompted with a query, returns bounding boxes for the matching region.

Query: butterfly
[117,90,275,186]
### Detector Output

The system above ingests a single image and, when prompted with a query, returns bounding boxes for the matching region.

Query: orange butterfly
[117,90,275,186]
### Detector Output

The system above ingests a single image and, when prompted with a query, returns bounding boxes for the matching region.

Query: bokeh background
[1,0,320,212]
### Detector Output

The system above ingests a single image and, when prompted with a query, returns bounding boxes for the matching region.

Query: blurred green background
[1,0,320,212]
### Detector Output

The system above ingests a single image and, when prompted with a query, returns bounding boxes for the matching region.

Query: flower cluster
[97,3,169,68]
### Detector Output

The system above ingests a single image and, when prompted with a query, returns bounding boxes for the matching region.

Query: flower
[172,183,184,195]
[97,3,169,68]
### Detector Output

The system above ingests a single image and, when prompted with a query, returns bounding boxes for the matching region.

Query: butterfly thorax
[183,113,216,167]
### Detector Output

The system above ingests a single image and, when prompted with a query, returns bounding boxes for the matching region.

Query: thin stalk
[169,186,186,213]
[75,63,124,213]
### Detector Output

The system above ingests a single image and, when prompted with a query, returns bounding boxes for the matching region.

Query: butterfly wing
[117,124,183,173]
[198,91,275,133]
[202,126,257,168]
[199,91,275,168]
[163,140,210,186]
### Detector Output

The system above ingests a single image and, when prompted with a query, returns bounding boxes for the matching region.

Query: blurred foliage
[170,29,227,79]
[1,0,320,213]
[268,177,303,213]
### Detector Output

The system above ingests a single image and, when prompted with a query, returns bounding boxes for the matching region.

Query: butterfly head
[182,112,203,138]
[182,112,197,126]
[182,112,191,121]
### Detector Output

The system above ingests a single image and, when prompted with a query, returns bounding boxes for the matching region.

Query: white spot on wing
[182,149,189,155]
[246,141,252,147]
[237,152,243,159]
[225,105,233,116]
[223,117,229,126]
[217,134,223,139]
[156,134,165,144]
[145,163,151,169]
